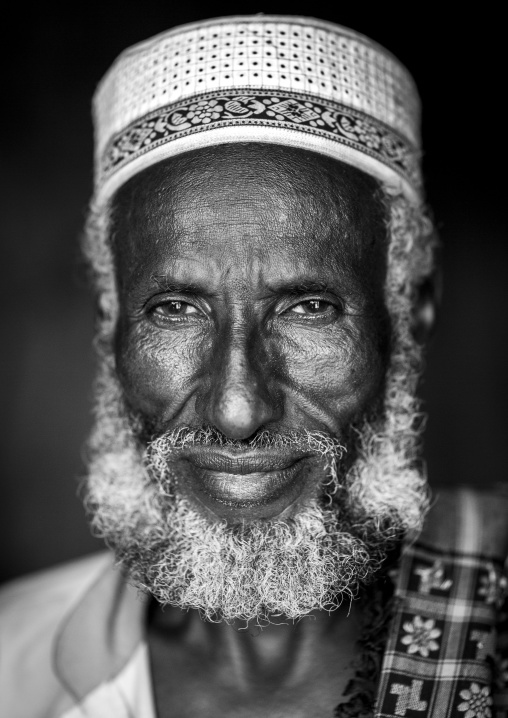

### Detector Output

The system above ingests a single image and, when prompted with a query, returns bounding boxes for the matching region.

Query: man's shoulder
[0,551,113,622]
[0,552,116,718]
[0,552,115,655]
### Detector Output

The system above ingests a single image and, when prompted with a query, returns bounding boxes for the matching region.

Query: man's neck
[147,599,363,717]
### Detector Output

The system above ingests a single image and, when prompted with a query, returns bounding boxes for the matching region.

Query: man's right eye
[149,300,202,323]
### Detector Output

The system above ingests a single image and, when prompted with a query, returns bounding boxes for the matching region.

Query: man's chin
[96,481,398,623]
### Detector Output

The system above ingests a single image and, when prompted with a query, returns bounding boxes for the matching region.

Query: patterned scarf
[336,541,508,717]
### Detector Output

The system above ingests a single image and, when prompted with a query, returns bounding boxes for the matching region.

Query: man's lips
[176,447,312,507]
[181,447,308,474]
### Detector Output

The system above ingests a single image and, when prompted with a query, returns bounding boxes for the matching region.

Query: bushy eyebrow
[151,275,217,297]
[265,280,334,297]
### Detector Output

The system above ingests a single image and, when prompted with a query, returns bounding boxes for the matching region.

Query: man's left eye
[288,300,336,316]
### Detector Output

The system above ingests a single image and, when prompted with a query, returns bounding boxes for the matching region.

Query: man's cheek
[114,324,206,420]
[279,326,386,427]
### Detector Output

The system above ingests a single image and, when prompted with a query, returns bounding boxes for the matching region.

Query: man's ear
[411,257,443,345]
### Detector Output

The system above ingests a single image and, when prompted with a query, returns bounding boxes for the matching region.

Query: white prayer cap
[93,15,422,204]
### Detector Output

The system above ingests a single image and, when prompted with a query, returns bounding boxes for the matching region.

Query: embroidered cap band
[93,15,422,204]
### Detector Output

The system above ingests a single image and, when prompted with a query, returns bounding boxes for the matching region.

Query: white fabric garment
[0,552,155,718]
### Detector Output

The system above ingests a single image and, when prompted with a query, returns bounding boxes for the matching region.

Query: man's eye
[289,299,336,316]
[151,300,200,319]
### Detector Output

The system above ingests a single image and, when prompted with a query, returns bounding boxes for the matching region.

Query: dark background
[1,3,506,583]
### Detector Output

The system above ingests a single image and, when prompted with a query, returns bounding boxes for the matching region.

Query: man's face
[86,144,429,620]
[112,144,390,524]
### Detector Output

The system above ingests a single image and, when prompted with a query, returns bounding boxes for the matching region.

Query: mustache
[145,425,347,458]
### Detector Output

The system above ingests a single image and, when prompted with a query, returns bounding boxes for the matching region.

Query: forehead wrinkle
[169,158,343,222]
[172,191,317,233]
[124,205,362,297]
[151,246,342,302]
[112,145,387,297]
[122,149,363,234]
[169,195,346,269]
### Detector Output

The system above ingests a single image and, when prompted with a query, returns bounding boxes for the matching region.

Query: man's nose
[201,332,282,441]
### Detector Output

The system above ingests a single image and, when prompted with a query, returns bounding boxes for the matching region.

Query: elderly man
[1,14,507,718]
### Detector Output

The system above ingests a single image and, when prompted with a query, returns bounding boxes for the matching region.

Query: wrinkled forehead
[110,143,389,280]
